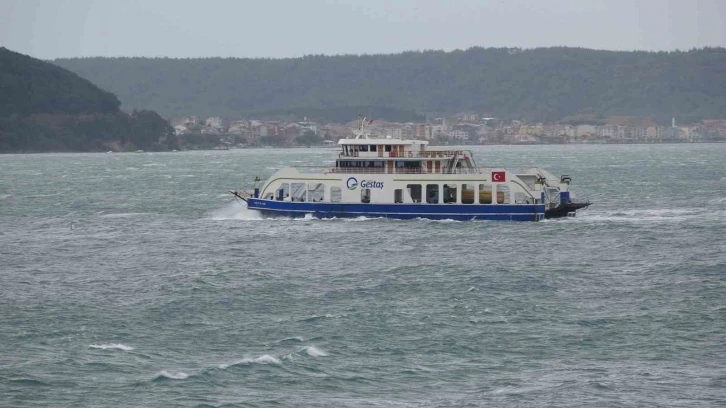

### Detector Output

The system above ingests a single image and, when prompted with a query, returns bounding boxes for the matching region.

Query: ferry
[232,120,590,221]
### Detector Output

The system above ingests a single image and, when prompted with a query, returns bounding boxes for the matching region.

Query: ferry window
[443,184,457,203]
[361,188,371,203]
[291,182,306,202]
[461,184,475,204]
[308,183,325,202]
[276,183,290,201]
[385,145,392,152]
[426,184,439,204]
[496,185,510,204]
[407,184,422,203]
[396,161,420,172]
[514,192,530,204]
[394,189,403,203]
[359,145,369,152]
[478,183,492,204]
[370,145,377,152]
[330,187,341,203]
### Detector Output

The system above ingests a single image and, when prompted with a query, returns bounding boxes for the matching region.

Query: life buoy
[408,151,413,158]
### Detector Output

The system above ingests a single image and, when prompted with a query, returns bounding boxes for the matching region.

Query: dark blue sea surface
[1,144,725,407]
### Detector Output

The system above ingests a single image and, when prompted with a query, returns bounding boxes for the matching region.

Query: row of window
[267,183,532,204]
[337,160,422,168]
[342,144,396,154]
[396,183,511,204]
[338,160,385,168]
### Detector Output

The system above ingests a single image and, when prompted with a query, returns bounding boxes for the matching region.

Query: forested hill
[0,47,121,116]
[0,47,177,152]
[53,47,726,123]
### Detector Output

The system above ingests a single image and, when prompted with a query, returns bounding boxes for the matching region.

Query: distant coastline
[168,114,726,151]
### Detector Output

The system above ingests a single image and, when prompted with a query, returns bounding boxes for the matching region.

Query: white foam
[575,208,703,223]
[208,202,264,221]
[414,217,461,223]
[281,353,296,361]
[153,370,188,380]
[218,354,281,369]
[89,343,134,351]
[346,216,376,222]
[303,346,328,357]
[254,355,281,364]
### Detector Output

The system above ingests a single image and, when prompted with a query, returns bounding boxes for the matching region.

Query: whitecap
[289,213,318,221]
[345,216,375,222]
[277,336,304,343]
[281,353,296,361]
[303,346,328,357]
[152,370,188,380]
[574,208,702,223]
[208,202,264,220]
[89,343,134,351]
[218,355,281,369]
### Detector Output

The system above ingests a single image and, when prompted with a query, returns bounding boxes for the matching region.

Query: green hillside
[0,47,177,152]
[53,47,726,123]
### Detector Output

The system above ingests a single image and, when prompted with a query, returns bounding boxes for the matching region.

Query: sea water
[1,144,725,407]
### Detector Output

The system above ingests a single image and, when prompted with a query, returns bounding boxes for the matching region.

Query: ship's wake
[208,202,264,221]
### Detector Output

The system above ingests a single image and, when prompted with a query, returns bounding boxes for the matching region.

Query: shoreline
[1,140,725,154]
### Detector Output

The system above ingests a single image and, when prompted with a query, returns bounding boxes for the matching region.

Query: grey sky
[1,0,724,59]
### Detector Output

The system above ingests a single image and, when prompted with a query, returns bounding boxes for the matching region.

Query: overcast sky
[1,0,724,59]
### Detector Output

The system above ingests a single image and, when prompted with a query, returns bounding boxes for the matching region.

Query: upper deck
[333,122,478,174]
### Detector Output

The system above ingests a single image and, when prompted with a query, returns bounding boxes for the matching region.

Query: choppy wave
[89,343,134,351]
[9,378,48,386]
[574,208,706,223]
[4,145,726,407]
[208,202,264,220]
[98,212,145,219]
[151,370,189,381]
[299,314,340,322]
[218,355,281,369]
[277,336,305,343]
[302,346,328,357]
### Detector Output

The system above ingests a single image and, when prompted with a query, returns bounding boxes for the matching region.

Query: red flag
[369,119,374,124]
[492,171,506,182]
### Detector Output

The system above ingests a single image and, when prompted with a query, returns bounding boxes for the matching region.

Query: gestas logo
[347,177,384,190]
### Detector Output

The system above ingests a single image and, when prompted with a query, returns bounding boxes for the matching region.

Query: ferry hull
[247,199,546,221]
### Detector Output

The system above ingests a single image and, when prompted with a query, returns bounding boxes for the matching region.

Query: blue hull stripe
[247,199,545,221]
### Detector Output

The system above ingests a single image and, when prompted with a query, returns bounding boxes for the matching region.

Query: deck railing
[296,166,487,175]
[338,150,473,159]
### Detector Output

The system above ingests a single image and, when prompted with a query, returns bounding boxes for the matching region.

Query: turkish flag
[492,171,506,182]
